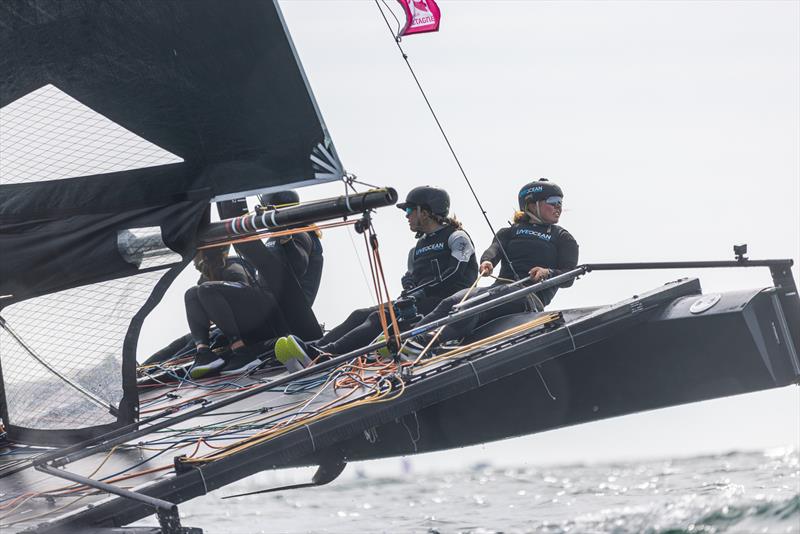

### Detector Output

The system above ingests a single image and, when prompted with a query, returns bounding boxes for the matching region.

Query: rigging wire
[341,175,381,304]
[373,0,519,280]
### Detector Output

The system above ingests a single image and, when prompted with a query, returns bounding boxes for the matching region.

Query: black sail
[0,0,342,219]
[0,0,343,444]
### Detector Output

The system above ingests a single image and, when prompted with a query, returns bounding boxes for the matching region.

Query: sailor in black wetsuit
[185,246,281,378]
[214,190,325,374]
[274,186,478,367]
[252,190,324,307]
[409,178,578,348]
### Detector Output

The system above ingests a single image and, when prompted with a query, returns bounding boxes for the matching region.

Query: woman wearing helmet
[273,186,479,367]
[409,178,579,349]
[482,177,577,305]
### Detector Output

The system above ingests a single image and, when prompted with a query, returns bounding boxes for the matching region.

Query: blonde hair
[308,224,322,239]
[512,210,529,224]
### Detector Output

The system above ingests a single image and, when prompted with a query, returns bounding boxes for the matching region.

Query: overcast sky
[140,0,799,469]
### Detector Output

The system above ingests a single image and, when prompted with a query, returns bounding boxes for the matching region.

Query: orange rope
[198,219,356,250]
[362,231,391,342]
[370,234,402,349]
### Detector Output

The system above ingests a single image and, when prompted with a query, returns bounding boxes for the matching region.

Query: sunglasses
[544,196,563,206]
[404,206,416,215]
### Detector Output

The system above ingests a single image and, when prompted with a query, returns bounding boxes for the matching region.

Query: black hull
[340,284,800,461]
[22,274,800,533]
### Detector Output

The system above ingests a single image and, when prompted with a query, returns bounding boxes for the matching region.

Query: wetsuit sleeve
[423,230,475,291]
[401,249,416,290]
[551,229,579,287]
[282,232,313,278]
[480,228,510,266]
[447,230,475,263]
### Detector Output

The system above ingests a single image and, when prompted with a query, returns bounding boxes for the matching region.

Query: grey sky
[139,1,799,468]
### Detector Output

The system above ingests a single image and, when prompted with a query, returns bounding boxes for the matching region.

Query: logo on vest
[515,228,552,241]
[416,242,445,256]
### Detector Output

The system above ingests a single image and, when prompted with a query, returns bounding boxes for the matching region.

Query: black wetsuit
[184,261,283,347]
[417,221,579,343]
[237,233,322,304]
[216,199,324,341]
[317,225,478,354]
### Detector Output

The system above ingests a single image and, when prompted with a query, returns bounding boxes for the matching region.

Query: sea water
[135,448,798,533]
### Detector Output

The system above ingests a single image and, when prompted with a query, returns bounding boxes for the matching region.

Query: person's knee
[449,288,471,304]
[196,283,222,305]
[184,286,200,304]
[346,307,373,322]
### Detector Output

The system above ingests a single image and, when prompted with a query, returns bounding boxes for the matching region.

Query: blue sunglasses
[404,206,416,215]
[544,196,563,206]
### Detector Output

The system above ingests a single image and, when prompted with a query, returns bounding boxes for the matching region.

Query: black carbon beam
[34,465,184,534]
[198,188,398,244]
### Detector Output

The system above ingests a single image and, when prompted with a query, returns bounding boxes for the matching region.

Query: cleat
[189,348,226,379]
[373,334,427,359]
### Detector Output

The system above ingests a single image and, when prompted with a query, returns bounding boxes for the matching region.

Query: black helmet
[396,186,450,217]
[517,178,563,211]
[258,190,300,209]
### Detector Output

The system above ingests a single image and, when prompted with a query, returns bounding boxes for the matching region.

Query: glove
[401,273,415,291]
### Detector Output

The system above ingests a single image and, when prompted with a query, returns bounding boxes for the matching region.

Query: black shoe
[220,348,264,376]
[189,348,226,379]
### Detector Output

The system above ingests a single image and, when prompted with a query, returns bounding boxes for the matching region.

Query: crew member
[185,246,282,378]
[248,190,324,307]
[274,186,478,366]
[214,190,325,375]
[410,178,579,348]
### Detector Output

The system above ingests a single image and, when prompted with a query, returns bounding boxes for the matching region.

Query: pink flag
[396,0,441,36]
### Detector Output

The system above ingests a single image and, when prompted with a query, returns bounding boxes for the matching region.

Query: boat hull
[338,283,800,461]
[24,276,800,533]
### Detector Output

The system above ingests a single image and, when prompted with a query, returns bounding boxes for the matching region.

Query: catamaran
[1,1,797,533]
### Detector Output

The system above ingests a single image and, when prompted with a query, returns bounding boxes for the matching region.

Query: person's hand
[529,266,551,282]
[401,273,416,290]
[480,261,494,276]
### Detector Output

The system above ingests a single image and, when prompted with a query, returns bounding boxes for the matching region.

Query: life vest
[498,222,562,281]
[410,225,477,300]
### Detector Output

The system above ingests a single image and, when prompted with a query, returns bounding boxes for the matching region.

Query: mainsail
[0,0,343,444]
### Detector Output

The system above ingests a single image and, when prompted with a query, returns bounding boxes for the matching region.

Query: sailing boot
[275,335,313,373]
[189,347,226,379]
[220,341,270,376]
